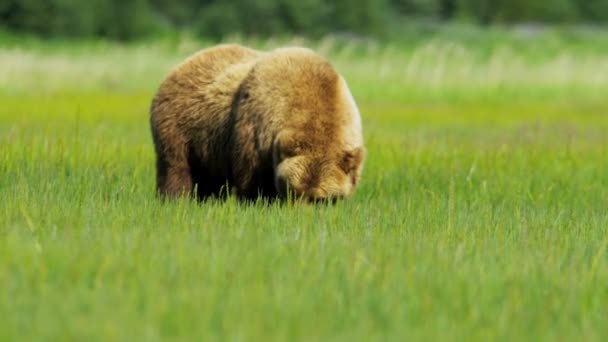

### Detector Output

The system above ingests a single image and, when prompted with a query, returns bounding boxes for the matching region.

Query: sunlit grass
[1,32,607,340]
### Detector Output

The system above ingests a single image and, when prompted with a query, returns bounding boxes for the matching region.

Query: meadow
[1,27,608,340]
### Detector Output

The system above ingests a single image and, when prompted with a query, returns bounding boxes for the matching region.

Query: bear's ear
[339,147,365,173]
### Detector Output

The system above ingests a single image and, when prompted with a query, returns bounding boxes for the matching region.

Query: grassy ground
[1,29,608,340]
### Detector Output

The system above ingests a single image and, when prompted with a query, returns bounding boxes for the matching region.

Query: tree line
[1,0,607,40]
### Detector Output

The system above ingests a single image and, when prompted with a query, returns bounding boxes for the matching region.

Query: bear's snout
[275,172,345,203]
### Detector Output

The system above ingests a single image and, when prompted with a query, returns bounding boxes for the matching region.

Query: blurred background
[2,3,608,340]
[1,0,607,41]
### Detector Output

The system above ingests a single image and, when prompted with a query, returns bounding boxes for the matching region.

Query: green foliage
[392,0,440,16]
[0,0,158,40]
[459,0,582,24]
[458,0,608,24]
[186,0,391,39]
[577,0,608,21]
[1,0,607,40]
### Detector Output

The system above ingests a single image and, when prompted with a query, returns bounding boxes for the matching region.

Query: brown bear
[150,44,364,202]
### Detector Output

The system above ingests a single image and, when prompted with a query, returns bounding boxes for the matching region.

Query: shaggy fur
[150,44,365,201]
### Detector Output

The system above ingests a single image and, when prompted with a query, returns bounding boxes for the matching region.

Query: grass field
[1,28,608,340]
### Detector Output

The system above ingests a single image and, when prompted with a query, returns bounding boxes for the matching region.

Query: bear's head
[240,47,365,202]
[273,130,365,202]
[270,67,365,203]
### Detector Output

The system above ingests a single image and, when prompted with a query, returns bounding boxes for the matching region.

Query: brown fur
[150,44,365,202]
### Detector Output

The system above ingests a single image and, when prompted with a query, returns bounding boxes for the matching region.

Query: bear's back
[154,44,260,106]
[245,47,339,114]
[151,44,262,146]
[239,47,360,152]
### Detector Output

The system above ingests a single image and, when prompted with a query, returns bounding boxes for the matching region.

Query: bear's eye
[281,144,301,159]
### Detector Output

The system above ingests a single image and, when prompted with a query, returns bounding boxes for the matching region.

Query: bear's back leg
[151,123,194,199]
[155,156,193,199]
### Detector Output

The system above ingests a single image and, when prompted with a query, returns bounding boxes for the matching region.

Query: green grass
[1,30,608,340]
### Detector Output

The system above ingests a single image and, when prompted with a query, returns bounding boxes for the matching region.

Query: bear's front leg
[156,160,194,199]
